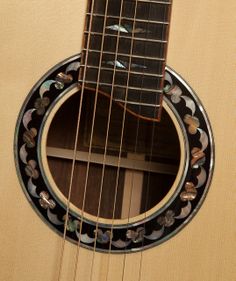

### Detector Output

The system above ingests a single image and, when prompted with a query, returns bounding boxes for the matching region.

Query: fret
[114,91,162,120]
[100,54,164,74]
[84,34,165,57]
[84,31,168,44]
[82,50,165,78]
[91,0,170,21]
[82,68,162,90]
[82,0,173,120]
[113,100,161,108]
[80,65,164,78]
[83,49,165,62]
[126,103,160,119]
[86,13,170,25]
[80,80,163,94]
[85,14,168,42]
[79,75,163,119]
[136,2,170,22]
[112,86,162,120]
[113,98,162,121]
[113,88,162,106]
[80,49,165,80]
[139,1,171,4]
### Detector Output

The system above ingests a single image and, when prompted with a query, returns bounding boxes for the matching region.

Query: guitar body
[0,1,235,281]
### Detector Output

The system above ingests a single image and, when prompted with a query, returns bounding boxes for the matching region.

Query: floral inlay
[15,55,214,252]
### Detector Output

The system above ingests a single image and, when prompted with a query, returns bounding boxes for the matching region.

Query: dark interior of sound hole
[46,90,180,219]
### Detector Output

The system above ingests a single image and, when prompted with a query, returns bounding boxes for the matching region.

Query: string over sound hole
[46,89,180,220]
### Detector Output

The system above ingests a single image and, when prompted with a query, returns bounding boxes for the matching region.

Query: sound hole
[46,90,180,220]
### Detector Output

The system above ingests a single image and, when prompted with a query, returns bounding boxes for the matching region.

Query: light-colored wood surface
[0,1,235,280]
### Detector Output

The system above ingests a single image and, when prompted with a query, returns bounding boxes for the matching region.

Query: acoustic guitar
[0,1,235,281]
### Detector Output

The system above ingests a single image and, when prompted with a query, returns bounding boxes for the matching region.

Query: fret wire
[80,80,163,93]
[80,65,164,77]
[83,31,168,43]
[80,0,172,114]
[113,99,161,108]
[86,13,170,25]
[70,0,173,275]
[139,0,171,4]
[82,49,166,61]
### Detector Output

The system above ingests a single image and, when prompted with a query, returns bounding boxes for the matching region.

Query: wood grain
[0,1,235,280]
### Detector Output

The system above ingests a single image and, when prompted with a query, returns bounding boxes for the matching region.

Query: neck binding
[79,0,172,121]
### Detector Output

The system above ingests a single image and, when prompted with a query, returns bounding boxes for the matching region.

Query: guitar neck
[79,0,173,121]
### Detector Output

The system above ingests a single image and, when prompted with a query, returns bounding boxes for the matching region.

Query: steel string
[136,2,173,281]
[57,0,98,280]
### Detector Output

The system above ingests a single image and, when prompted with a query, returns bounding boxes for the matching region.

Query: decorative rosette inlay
[15,55,214,252]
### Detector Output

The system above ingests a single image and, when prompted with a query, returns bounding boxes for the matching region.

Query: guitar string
[136,2,159,277]
[56,78,84,281]
[122,1,154,279]
[86,0,132,280]
[70,0,126,280]
[57,0,97,280]
[66,0,128,279]
[58,1,171,281]
[84,1,172,280]
[137,2,172,281]
[115,2,172,280]
[104,1,168,280]
[103,0,140,279]
[70,0,112,280]
[81,0,147,278]
[119,1,155,280]
[86,0,120,279]
[56,3,92,279]
[100,1,144,280]
[84,0,145,279]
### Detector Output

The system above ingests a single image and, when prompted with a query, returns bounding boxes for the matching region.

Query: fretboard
[79,0,172,120]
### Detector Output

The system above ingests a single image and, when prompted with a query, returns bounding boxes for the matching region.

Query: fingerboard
[79,0,172,120]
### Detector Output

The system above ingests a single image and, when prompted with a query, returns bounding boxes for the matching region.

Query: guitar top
[0,1,235,281]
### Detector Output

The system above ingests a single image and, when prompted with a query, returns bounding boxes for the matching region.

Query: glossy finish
[14,54,213,253]
[0,1,235,280]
